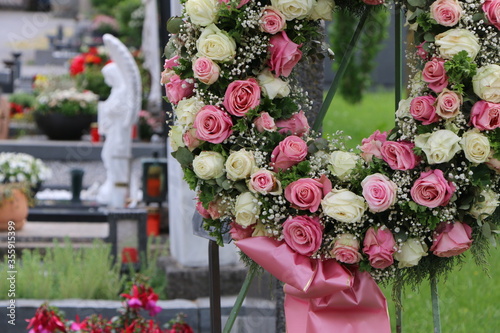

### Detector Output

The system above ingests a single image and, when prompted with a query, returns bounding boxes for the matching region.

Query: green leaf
[423,32,435,42]
[172,147,194,167]
[167,17,183,34]
[407,0,426,7]
[183,168,198,190]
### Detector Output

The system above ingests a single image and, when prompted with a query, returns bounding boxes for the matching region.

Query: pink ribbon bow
[236,237,391,333]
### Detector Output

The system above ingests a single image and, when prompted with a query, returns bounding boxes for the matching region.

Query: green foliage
[444,51,478,94]
[90,0,121,16]
[8,92,36,108]
[75,66,111,100]
[114,0,144,49]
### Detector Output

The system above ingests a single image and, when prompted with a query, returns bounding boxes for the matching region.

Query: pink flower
[249,169,281,194]
[164,55,180,70]
[219,0,250,8]
[284,176,331,213]
[165,75,194,104]
[193,57,220,85]
[332,234,362,264]
[416,42,429,60]
[229,221,254,241]
[360,130,388,162]
[363,227,396,269]
[483,0,500,31]
[410,169,456,208]
[269,31,302,77]
[362,0,384,5]
[271,135,308,172]
[276,110,310,137]
[193,105,233,144]
[361,173,397,212]
[128,297,142,308]
[422,57,449,93]
[145,300,162,316]
[223,78,261,117]
[260,6,286,34]
[380,141,420,170]
[436,89,462,119]
[254,112,277,132]
[410,95,439,125]
[429,222,473,257]
[183,129,202,151]
[470,100,500,131]
[430,0,462,27]
[196,200,211,219]
[486,156,500,173]
[283,215,323,256]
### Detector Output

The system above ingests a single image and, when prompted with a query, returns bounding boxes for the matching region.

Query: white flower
[196,24,236,62]
[394,238,428,268]
[460,130,491,164]
[434,28,480,60]
[168,125,185,152]
[469,189,499,220]
[472,64,500,103]
[175,97,205,127]
[271,0,314,20]
[415,129,462,164]
[185,0,218,26]
[257,69,290,99]
[192,151,225,180]
[328,151,358,179]
[234,192,260,227]
[225,149,255,181]
[309,0,334,21]
[395,97,412,119]
[321,189,367,223]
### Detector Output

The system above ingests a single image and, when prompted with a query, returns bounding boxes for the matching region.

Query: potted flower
[0,152,51,230]
[34,88,98,140]
[69,47,112,100]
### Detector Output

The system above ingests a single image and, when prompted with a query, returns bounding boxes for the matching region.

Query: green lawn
[321,90,500,332]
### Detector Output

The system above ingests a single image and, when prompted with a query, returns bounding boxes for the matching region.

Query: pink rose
[223,78,261,117]
[380,141,420,170]
[284,176,331,213]
[429,222,473,257]
[486,156,500,173]
[271,135,308,171]
[249,169,281,194]
[361,173,397,212]
[416,42,429,60]
[260,6,286,34]
[410,169,456,208]
[183,129,202,151]
[193,105,233,144]
[219,0,250,8]
[254,112,277,132]
[165,75,194,104]
[360,130,388,162]
[436,89,462,119]
[193,57,220,85]
[283,215,323,256]
[276,110,310,137]
[483,0,500,31]
[410,95,439,125]
[229,221,254,241]
[269,31,302,77]
[430,0,462,27]
[332,234,362,264]
[470,100,500,131]
[422,57,449,93]
[164,55,180,70]
[363,227,396,269]
[196,200,211,219]
[161,69,175,85]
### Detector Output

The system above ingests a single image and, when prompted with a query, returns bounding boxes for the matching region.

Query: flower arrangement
[165,0,500,325]
[8,92,36,120]
[35,88,98,117]
[0,152,51,188]
[69,47,112,100]
[27,281,193,333]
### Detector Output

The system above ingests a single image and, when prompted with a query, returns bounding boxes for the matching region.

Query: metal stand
[209,240,222,333]
[430,273,442,333]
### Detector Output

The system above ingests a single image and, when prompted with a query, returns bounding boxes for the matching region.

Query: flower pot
[34,113,95,141]
[0,187,28,231]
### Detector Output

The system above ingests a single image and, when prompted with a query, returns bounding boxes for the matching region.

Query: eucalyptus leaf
[424,32,435,42]
[173,147,194,167]
[407,0,426,7]
[167,17,183,34]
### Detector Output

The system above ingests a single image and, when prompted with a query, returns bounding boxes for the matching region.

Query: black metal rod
[209,240,222,333]
[395,5,404,111]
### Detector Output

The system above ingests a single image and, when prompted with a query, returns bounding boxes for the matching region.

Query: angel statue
[96,34,142,207]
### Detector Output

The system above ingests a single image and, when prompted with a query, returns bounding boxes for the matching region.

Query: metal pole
[430,273,442,333]
[395,5,404,111]
[223,267,257,333]
[395,282,403,333]
[209,240,222,333]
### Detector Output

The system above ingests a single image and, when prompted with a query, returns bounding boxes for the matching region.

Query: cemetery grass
[323,89,500,332]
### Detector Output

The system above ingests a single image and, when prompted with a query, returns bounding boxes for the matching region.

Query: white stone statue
[97,34,142,207]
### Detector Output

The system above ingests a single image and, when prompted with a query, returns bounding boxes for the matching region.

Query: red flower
[69,54,85,76]
[26,304,66,333]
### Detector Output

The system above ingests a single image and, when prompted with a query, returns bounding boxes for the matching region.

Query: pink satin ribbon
[236,237,391,333]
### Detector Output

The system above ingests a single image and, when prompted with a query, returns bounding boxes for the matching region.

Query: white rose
[196,24,236,62]
[192,151,225,180]
[185,0,218,26]
[225,149,255,181]
[394,238,428,268]
[168,126,185,152]
[321,189,367,223]
[395,97,412,120]
[472,64,500,103]
[257,69,290,99]
[460,130,491,164]
[434,28,480,60]
[328,151,358,179]
[415,129,462,164]
[469,189,499,219]
[175,97,205,127]
[271,0,314,20]
[234,192,260,227]
[309,0,334,21]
